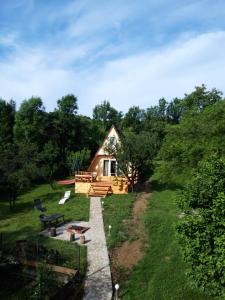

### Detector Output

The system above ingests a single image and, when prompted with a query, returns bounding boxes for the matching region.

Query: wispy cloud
[79,31,225,114]
[0,0,225,115]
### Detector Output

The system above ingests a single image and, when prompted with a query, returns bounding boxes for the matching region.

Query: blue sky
[1,0,225,115]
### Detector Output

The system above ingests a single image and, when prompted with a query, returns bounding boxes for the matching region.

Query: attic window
[109,136,115,146]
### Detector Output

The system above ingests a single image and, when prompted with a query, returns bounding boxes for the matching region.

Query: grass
[104,182,213,300]
[0,184,89,245]
[0,184,89,273]
[102,193,137,249]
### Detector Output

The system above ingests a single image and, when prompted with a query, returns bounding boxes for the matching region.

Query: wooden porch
[75,172,128,197]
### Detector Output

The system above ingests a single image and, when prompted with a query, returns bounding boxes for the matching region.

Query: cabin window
[103,159,117,176]
[109,136,115,146]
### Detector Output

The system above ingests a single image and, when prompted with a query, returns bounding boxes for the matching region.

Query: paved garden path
[40,197,112,299]
[83,196,112,300]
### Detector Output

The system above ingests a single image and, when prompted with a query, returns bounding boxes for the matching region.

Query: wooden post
[80,235,85,244]
[50,227,56,237]
[77,245,80,271]
[70,233,75,242]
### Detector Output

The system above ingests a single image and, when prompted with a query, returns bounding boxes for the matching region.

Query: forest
[1,84,225,297]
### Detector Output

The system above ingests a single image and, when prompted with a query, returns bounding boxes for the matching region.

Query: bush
[177,157,225,298]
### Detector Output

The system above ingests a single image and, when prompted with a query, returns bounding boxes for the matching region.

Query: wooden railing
[75,171,97,182]
[76,171,92,175]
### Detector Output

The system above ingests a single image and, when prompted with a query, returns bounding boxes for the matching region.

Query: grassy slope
[0,184,89,271]
[103,193,137,249]
[103,184,213,300]
[122,183,214,300]
[0,184,89,244]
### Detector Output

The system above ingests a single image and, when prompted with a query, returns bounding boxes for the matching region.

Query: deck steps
[88,182,112,198]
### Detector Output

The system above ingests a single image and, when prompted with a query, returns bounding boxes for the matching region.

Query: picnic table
[39,213,64,229]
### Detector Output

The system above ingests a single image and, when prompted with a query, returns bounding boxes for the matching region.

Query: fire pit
[66,225,90,234]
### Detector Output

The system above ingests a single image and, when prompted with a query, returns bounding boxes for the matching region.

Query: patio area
[40,196,113,300]
[40,220,92,245]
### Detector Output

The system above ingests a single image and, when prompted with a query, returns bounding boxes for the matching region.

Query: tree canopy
[107,130,160,189]
[157,99,225,184]
[177,157,225,298]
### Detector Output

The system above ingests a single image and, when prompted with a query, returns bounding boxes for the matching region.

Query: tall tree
[14,97,46,146]
[122,106,145,133]
[57,94,78,115]
[93,100,123,130]
[0,99,15,144]
[0,142,39,208]
[107,131,160,189]
[183,84,222,112]
[166,97,183,124]
[144,99,168,143]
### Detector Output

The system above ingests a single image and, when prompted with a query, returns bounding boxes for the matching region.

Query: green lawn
[0,184,89,244]
[103,193,137,249]
[0,184,89,271]
[103,183,213,300]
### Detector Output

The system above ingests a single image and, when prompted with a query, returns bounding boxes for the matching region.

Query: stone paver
[40,197,112,300]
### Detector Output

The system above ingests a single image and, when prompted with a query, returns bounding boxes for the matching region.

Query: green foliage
[178,157,225,210]
[30,264,59,299]
[182,84,222,112]
[158,100,225,184]
[144,98,168,143]
[93,100,123,130]
[166,97,183,124]
[57,94,78,115]
[0,99,15,144]
[177,157,225,298]
[38,141,60,183]
[67,148,91,173]
[14,97,46,145]
[107,131,160,187]
[122,106,145,133]
[0,142,39,208]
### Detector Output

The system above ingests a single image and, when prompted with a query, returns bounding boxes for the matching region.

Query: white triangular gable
[97,125,120,155]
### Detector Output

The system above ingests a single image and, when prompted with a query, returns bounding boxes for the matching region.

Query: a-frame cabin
[75,125,128,197]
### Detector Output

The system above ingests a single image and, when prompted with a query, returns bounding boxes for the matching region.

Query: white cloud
[65,1,137,38]
[0,31,225,116]
[79,31,225,114]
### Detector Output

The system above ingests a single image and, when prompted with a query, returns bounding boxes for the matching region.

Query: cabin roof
[88,124,120,171]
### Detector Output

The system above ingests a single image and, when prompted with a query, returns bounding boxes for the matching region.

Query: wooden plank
[88,193,106,197]
[19,259,77,276]
[93,187,110,191]
[91,181,111,187]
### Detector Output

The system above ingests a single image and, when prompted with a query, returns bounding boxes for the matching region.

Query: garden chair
[59,190,71,205]
[34,199,46,212]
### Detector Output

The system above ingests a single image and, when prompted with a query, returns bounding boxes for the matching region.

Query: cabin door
[103,159,117,176]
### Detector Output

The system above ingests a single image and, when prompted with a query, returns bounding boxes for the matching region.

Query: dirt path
[110,187,151,280]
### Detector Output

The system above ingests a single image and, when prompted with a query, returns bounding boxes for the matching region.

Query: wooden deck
[75,174,129,195]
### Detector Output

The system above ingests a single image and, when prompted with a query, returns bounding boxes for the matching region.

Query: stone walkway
[83,197,112,300]
[40,197,112,300]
